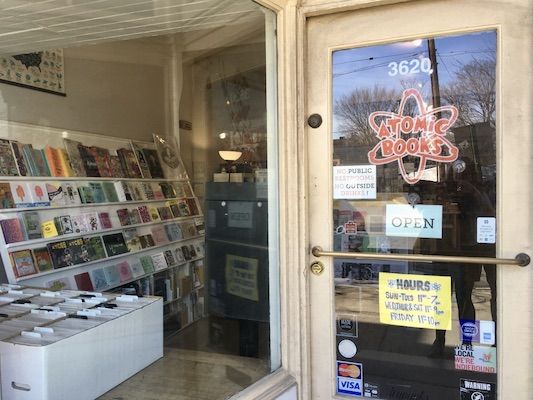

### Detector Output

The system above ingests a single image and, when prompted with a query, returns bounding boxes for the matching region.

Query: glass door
[306,2,532,399]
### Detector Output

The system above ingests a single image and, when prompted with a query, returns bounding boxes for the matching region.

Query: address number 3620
[388,58,432,77]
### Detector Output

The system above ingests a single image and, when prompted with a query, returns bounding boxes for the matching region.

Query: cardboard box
[0,297,163,400]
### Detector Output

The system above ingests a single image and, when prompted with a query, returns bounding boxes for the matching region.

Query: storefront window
[0,2,279,399]
[332,31,497,399]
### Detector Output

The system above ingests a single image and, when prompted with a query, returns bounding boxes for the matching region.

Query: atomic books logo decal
[367,88,459,184]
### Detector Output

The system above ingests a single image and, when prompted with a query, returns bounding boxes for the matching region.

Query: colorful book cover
[20,211,42,240]
[177,199,192,217]
[151,252,168,272]
[82,212,100,231]
[165,223,182,241]
[65,237,91,265]
[84,236,106,261]
[103,265,121,287]
[109,155,125,178]
[132,142,152,179]
[10,182,33,208]
[154,134,187,179]
[138,205,152,223]
[101,182,118,203]
[78,144,100,177]
[90,268,108,291]
[151,225,169,245]
[0,218,25,243]
[27,182,49,207]
[74,272,94,291]
[0,182,15,209]
[102,233,129,257]
[98,212,113,229]
[10,249,38,277]
[88,182,106,203]
[42,220,59,238]
[130,182,146,201]
[90,146,113,177]
[45,277,71,290]
[151,183,165,200]
[116,209,131,226]
[130,261,145,278]
[167,201,180,218]
[117,148,143,179]
[141,182,155,200]
[143,147,165,179]
[188,244,197,258]
[181,245,192,260]
[186,198,199,215]
[149,207,160,222]
[114,181,131,201]
[139,234,155,248]
[54,215,74,235]
[22,144,38,176]
[116,261,133,282]
[140,255,155,274]
[0,139,19,176]
[10,141,28,176]
[71,214,88,234]
[44,145,65,177]
[129,208,142,225]
[164,250,177,266]
[77,184,94,204]
[33,148,51,176]
[63,139,86,177]
[195,218,205,235]
[173,182,187,198]
[46,182,66,206]
[47,240,73,268]
[159,182,176,199]
[123,227,142,252]
[62,182,81,205]
[179,221,197,238]
[57,149,74,177]
[157,206,173,221]
[32,247,53,272]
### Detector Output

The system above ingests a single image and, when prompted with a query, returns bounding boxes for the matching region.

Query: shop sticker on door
[459,319,495,345]
[379,272,451,330]
[337,361,363,396]
[477,217,496,244]
[333,165,377,199]
[225,255,259,301]
[455,344,497,373]
[385,204,443,239]
[367,88,459,185]
[460,379,496,400]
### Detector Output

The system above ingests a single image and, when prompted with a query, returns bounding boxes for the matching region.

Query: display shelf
[6,214,203,249]
[163,285,204,306]
[16,234,205,282]
[0,176,188,183]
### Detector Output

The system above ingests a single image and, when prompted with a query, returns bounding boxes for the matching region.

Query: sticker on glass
[460,379,496,400]
[338,339,357,358]
[333,165,376,199]
[460,320,495,345]
[337,361,363,397]
[386,204,443,239]
[454,344,497,373]
[477,217,496,244]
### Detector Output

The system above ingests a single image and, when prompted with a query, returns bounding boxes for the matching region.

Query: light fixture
[218,150,242,161]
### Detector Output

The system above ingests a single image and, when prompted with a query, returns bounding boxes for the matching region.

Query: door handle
[311,246,530,267]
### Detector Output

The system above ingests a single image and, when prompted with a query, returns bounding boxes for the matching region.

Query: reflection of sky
[332,31,496,137]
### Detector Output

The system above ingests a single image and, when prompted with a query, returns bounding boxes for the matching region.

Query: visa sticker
[459,320,495,345]
[337,361,363,396]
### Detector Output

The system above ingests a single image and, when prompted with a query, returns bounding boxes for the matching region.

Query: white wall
[0,39,172,142]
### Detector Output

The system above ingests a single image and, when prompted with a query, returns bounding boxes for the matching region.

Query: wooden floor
[98,348,270,400]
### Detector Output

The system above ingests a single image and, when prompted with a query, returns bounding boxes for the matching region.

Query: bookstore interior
[0,1,279,399]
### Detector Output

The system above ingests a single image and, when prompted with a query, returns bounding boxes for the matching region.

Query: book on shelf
[188,244,197,259]
[33,148,51,176]
[117,147,143,179]
[154,134,186,179]
[42,220,59,238]
[123,227,142,252]
[46,182,66,206]
[150,225,169,245]
[149,207,160,222]
[164,250,177,267]
[20,211,42,240]
[0,183,15,209]
[109,155,125,178]
[152,183,165,200]
[139,145,164,179]
[130,261,145,278]
[194,218,205,235]
[65,237,92,265]
[78,144,100,177]
[140,255,155,274]
[10,249,38,277]
[90,146,113,178]
[174,247,185,263]
[57,149,74,177]
[47,240,72,268]
[165,223,182,242]
[45,277,71,290]
[101,182,118,203]
[129,208,142,225]
[0,140,19,176]
[138,206,152,223]
[32,247,54,272]
[84,236,106,261]
[88,182,107,203]
[54,215,74,235]
[132,142,152,179]
[116,261,133,282]
[192,260,204,288]
[114,181,132,202]
[180,221,197,238]
[103,264,121,287]
[151,253,168,272]
[27,182,49,207]
[159,182,176,199]
[44,145,67,177]
[62,182,81,205]
[0,218,25,244]
[77,184,94,204]
[186,198,199,215]
[21,144,37,176]
[157,206,173,221]
[10,141,28,176]
[90,268,108,291]
[141,182,155,200]
[102,233,129,257]
[98,212,113,229]
[63,139,86,177]
[139,234,155,249]
[74,272,94,291]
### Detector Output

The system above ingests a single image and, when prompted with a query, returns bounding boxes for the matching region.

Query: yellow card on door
[379,272,452,330]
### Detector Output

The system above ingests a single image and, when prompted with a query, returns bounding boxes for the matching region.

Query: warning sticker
[460,378,496,400]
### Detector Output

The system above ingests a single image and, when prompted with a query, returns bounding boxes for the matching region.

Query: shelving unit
[0,121,206,334]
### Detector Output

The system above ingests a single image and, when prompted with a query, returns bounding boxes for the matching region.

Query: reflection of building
[453,122,496,181]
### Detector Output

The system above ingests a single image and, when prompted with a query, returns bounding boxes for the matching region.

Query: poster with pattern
[0,48,65,95]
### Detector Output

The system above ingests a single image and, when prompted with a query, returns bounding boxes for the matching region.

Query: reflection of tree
[441,58,496,127]
[334,85,401,145]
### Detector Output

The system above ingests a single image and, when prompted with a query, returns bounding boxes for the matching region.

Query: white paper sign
[227,201,253,228]
[333,165,376,199]
[386,204,443,239]
[477,217,496,244]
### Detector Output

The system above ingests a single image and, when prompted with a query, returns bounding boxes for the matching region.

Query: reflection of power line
[333,49,495,77]
[437,53,452,76]
[333,50,423,65]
